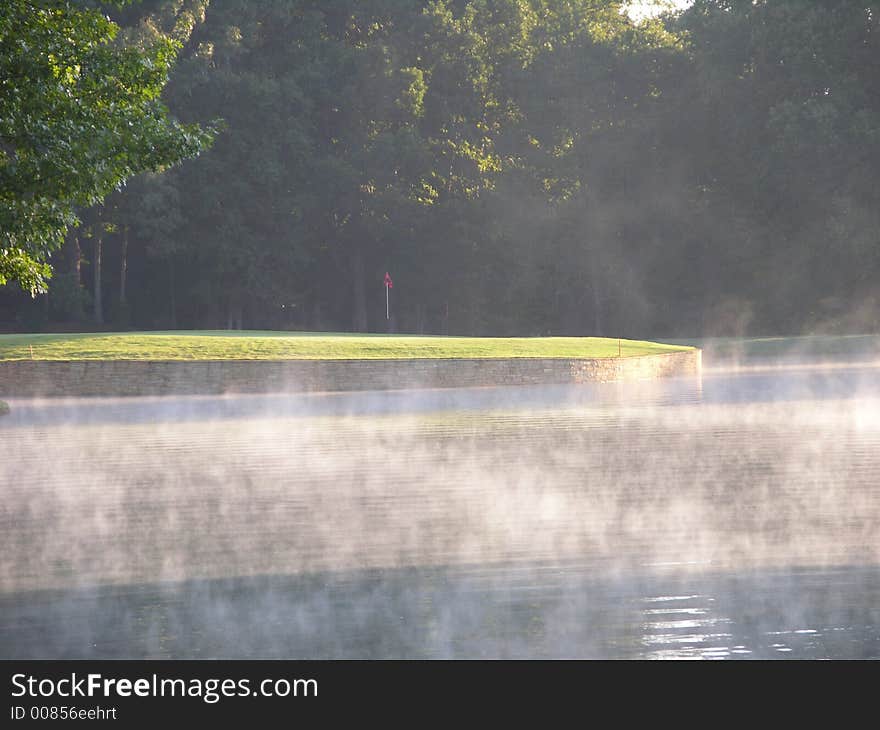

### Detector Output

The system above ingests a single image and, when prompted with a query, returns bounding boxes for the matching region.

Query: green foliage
[0,0,213,294]
[4,1,879,338]
[47,270,90,322]
[675,0,880,332]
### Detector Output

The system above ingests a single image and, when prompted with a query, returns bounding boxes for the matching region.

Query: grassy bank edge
[0,331,694,362]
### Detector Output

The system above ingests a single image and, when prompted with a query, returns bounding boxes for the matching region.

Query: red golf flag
[384,272,393,289]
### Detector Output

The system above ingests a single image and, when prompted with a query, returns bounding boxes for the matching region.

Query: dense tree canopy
[0,0,212,294]
[2,0,879,337]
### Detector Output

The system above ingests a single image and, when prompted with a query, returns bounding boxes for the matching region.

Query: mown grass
[0,331,693,361]
[666,334,880,361]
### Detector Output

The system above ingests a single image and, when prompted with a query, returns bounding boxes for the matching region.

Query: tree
[674,0,880,333]
[0,0,213,295]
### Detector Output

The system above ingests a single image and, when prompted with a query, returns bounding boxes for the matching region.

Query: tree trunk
[63,227,81,282]
[226,303,243,330]
[352,246,367,332]
[168,261,177,329]
[119,224,128,306]
[93,214,103,326]
[590,261,602,336]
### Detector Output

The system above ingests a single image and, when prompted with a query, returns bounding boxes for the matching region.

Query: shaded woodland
[3,1,879,338]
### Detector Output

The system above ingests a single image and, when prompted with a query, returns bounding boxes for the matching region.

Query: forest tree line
[3,0,879,338]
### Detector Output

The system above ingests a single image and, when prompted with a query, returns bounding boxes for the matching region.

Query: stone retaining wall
[0,349,700,398]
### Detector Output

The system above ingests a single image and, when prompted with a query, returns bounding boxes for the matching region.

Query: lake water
[2,344,879,659]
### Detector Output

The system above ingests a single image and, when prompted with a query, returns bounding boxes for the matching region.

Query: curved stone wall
[0,349,700,398]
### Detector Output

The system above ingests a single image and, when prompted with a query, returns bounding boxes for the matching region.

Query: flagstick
[386,285,389,320]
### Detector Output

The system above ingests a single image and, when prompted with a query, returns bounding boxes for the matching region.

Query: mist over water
[2,341,880,659]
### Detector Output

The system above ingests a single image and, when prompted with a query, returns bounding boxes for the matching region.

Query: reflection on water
[2,564,878,659]
[1,349,879,659]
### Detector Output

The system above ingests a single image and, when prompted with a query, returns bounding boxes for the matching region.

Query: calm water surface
[2,347,879,658]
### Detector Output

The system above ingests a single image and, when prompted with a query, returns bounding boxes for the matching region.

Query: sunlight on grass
[0,331,693,361]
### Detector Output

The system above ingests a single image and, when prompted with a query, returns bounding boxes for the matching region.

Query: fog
[2,339,880,659]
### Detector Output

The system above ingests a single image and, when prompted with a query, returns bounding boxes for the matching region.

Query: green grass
[664,334,880,361]
[0,331,693,361]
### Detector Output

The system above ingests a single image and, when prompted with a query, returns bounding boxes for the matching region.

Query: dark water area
[2,345,880,659]
[3,564,879,659]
